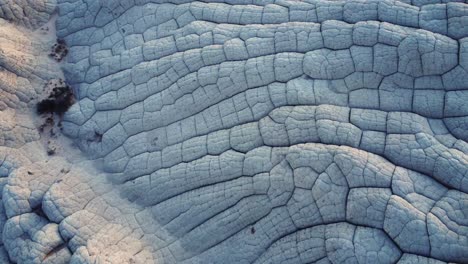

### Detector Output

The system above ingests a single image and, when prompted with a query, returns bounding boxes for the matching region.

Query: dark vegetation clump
[37,83,74,115]
[49,39,68,62]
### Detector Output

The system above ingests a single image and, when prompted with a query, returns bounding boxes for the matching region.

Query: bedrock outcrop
[0,0,467,263]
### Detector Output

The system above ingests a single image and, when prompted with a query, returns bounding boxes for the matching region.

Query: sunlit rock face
[0,0,56,30]
[0,1,153,263]
[0,0,467,263]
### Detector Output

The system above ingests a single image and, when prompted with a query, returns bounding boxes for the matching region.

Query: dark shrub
[37,99,56,114]
[37,85,74,115]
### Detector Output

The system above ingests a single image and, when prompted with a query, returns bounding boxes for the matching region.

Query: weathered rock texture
[0,0,467,263]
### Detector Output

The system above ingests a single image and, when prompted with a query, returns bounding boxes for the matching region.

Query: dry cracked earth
[0,0,467,263]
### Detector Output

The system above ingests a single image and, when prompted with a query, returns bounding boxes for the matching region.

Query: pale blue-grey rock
[0,0,467,263]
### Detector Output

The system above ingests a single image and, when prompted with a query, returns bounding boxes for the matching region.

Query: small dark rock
[49,39,69,62]
[47,149,55,156]
[94,131,103,142]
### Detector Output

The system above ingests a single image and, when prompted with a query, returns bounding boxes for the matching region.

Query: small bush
[37,99,56,114]
[37,85,74,115]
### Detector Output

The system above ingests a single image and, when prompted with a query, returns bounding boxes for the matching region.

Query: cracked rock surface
[0,0,467,263]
